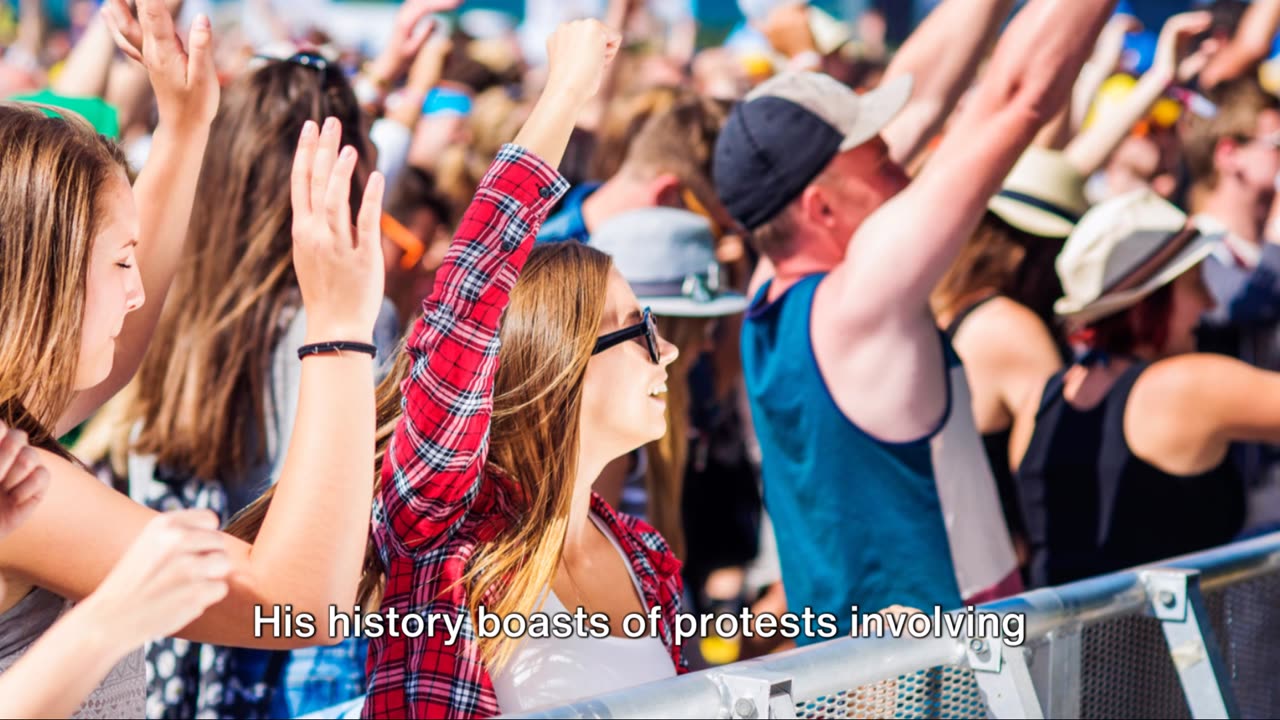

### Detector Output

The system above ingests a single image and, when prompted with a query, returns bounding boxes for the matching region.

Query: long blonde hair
[0,103,129,455]
[228,242,615,671]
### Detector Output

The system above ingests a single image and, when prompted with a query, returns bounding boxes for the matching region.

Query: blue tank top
[742,275,1018,643]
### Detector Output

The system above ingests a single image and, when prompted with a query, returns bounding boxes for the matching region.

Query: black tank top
[1016,362,1245,589]
[944,297,1028,546]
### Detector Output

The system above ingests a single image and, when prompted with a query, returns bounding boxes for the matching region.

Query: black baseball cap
[713,72,913,231]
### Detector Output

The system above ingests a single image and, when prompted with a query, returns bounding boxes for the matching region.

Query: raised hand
[102,0,219,131]
[367,0,462,87]
[79,510,230,644]
[0,424,48,541]
[758,1,817,60]
[290,118,387,344]
[1151,11,1219,84]
[543,20,623,106]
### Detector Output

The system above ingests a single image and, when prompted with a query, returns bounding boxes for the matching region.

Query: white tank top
[490,514,677,714]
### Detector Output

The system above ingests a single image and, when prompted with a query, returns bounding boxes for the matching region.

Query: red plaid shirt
[362,145,688,720]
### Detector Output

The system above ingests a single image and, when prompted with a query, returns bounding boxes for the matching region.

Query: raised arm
[56,0,217,436]
[0,116,387,651]
[831,0,1116,322]
[1198,0,1280,90]
[1071,13,1139,134]
[1065,12,1216,177]
[1130,353,1280,472]
[877,0,1016,167]
[377,21,619,557]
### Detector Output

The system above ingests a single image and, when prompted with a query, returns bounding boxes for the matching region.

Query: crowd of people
[3,0,1280,717]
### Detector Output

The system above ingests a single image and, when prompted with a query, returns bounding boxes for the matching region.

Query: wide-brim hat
[590,207,749,318]
[1055,188,1222,326]
[987,147,1089,239]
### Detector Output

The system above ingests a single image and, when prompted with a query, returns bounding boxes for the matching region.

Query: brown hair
[385,166,454,229]
[590,85,685,180]
[931,212,1066,328]
[0,103,129,456]
[640,315,711,562]
[228,242,616,672]
[1181,77,1280,192]
[127,59,367,483]
[1069,283,1175,357]
[616,94,728,213]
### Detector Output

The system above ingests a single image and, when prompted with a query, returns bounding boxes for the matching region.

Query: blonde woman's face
[77,172,145,390]
[579,270,678,463]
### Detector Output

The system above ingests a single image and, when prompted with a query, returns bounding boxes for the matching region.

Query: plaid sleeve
[380,145,569,556]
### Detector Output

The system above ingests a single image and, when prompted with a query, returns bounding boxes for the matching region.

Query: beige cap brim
[1055,233,1222,326]
[837,73,914,152]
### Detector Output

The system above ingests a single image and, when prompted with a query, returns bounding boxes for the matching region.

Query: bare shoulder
[0,446,152,597]
[953,298,1052,359]
[1131,353,1251,411]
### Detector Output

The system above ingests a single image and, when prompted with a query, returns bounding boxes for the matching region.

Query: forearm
[246,353,375,617]
[0,601,132,718]
[105,59,154,133]
[879,0,1015,164]
[51,13,117,98]
[514,87,586,170]
[16,0,44,59]
[1033,104,1073,150]
[847,0,1116,311]
[1065,64,1173,176]
[1071,17,1131,132]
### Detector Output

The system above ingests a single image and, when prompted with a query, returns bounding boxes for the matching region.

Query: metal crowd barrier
[504,531,1280,720]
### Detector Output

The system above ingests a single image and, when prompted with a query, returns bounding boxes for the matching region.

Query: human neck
[563,450,610,558]
[580,175,652,237]
[1197,183,1267,246]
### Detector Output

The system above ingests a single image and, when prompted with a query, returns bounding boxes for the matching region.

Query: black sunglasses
[593,307,660,364]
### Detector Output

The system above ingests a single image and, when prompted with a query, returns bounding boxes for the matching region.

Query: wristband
[297,341,378,360]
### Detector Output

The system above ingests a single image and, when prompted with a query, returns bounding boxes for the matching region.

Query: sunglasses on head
[593,307,660,364]
[252,50,345,81]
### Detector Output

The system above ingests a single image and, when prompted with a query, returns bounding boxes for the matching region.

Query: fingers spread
[310,118,342,213]
[357,172,386,251]
[324,146,358,237]
[137,0,180,56]
[104,0,145,62]
[186,13,215,82]
[291,120,319,218]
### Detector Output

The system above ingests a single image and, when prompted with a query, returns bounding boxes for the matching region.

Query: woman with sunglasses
[226,20,683,719]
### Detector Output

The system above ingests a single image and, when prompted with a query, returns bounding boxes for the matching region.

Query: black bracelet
[297,341,378,360]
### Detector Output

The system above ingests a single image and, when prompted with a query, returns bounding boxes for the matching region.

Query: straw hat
[987,147,1089,239]
[1054,188,1222,326]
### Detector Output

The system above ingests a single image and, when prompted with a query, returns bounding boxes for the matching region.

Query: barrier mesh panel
[1204,572,1280,718]
[786,570,1280,719]
[794,666,987,719]
[1080,613,1190,719]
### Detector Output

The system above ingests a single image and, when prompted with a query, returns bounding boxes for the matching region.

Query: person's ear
[798,183,836,229]
[649,173,683,207]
